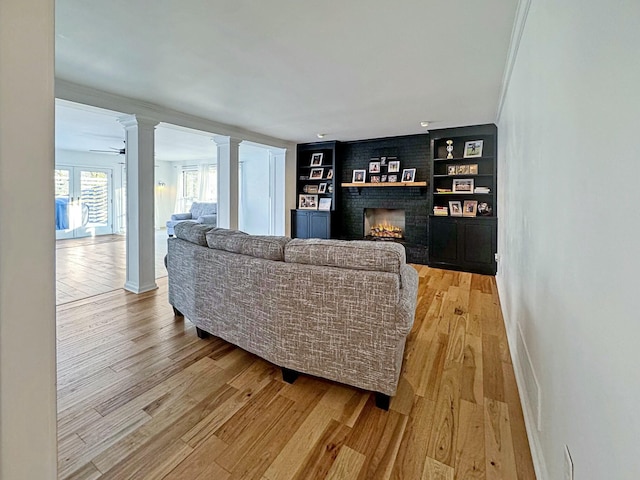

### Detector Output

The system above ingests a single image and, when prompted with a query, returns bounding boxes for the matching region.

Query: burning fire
[369,223,403,239]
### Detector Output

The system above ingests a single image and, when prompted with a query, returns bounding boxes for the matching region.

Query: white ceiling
[55,0,519,144]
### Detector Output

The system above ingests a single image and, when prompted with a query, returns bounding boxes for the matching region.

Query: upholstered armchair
[166,202,217,236]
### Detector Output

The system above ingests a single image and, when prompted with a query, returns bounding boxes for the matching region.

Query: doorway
[55,166,114,239]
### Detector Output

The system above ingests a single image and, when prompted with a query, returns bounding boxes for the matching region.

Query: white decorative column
[269,148,287,236]
[119,115,159,293]
[0,0,57,478]
[213,135,241,229]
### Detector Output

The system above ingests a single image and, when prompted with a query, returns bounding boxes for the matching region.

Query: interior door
[55,167,113,239]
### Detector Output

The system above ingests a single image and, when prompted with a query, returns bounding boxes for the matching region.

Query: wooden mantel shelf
[341,181,428,188]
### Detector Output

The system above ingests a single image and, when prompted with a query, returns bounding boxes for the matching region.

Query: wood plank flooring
[56,232,169,305]
[56,266,536,480]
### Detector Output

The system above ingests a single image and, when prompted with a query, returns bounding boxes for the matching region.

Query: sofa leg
[375,392,390,411]
[196,327,210,339]
[168,234,174,237]
[172,306,183,317]
[281,367,299,384]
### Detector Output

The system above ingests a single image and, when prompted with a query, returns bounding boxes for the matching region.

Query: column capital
[118,114,159,129]
[212,135,242,147]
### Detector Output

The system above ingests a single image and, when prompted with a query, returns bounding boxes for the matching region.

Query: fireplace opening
[363,208,405,240]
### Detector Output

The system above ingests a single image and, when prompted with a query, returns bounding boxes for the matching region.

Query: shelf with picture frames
[341,181,427,187]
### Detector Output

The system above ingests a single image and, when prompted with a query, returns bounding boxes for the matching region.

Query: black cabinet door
[428,216,496,275]
[291,210,331,239]
[309,212,331,239]
[429,217,458,262]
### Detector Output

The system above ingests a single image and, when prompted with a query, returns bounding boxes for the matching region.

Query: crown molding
[55,79,296,150]
[496,0,532,122]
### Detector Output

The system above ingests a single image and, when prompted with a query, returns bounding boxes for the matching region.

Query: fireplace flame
[370,223,403,239]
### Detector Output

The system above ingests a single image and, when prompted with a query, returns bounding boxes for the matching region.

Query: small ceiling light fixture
[420,121,430,128]
[316,133,326,139]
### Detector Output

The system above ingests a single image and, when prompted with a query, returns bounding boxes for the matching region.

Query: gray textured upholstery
[285,238,406,274]
[207,232,290,261]
[174,223,217,246]
[167,231,418,396]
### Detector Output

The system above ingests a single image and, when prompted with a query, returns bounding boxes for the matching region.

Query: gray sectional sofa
[166,223,418,408]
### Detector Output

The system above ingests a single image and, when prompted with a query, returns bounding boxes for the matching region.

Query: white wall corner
[496,277,550,480]
[496,0,533,122]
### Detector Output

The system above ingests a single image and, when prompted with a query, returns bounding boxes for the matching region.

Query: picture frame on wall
[456,164,470,175]
[449,201,462,217]
[309,168,324,179]
[352,169,366,183]
[327,169,333,179]
[318,183,327,193]
[463,140,483,158]
[401,168,416,182]
[388,160,400,173]
[447,165,457,176]
[388,174,398,183]
[452,178,474,193]
[310,152,323,166]
[381,175,387,182]
[370,175,381,183]
[463,200,478,217]
[318,198,332,211]
[298,194,318,210]
[469,164,478,174]
[369,161,381,173]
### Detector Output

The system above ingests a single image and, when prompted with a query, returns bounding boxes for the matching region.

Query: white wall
[497,1,640,478]
[154,160,177,228]
[0,0,57,478]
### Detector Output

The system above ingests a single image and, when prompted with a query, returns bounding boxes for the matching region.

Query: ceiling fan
[90,142,125,155]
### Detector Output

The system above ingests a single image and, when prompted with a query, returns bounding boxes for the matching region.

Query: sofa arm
[171,212,192,221]
[197,214,217,225]
[396,265,419,336]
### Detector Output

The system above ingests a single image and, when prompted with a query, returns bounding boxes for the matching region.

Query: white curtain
[174,167,188,213]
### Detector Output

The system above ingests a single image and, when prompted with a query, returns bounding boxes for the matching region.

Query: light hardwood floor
[56,266,536,480]
[56,232,169,305]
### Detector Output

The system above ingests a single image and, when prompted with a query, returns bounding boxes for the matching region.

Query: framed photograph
[298,194,318,210]
[449,201,463,217]
[318,198,332,211]
[469,164,478,174]
[369,161,381,173]
[452,178,474,193]
[309,167,324,179]
[303,184,319,194]
[370,175,381,183]
[380,156,387,166]
[401,168,416,182]
[463,140,484,158]
[327,169,333,179]
[352,169,366,183]
[456,164,470,175]
[463,200,478,217]
[388,174,398,183]
[447,165,457,176]
[318,183,327,193]
[388,160,400,173]
[310,153,323,166]
[381,175,387,182]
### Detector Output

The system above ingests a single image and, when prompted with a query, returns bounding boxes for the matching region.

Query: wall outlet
[494,253,500,262]
[564,445,574,480]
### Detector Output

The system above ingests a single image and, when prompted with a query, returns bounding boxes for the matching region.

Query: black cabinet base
[195,327,210,339]
[375,393,391,411]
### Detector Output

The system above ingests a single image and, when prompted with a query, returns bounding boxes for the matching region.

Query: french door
[55,166,114,239]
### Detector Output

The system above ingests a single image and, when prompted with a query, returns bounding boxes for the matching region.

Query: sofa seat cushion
[206,230,290,261]
[285,239,406,274]
[174,222,217,246]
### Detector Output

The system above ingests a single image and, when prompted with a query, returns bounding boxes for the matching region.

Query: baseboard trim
[124,281,158,294]
[496,275,549,480]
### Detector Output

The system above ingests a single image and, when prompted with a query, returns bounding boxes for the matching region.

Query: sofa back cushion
[206,230,290,261]
[174,222,217,246]
[285,239,406,274]
[190,202,217,219]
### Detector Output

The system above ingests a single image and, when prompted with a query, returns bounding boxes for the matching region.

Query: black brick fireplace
[337,134,430,264]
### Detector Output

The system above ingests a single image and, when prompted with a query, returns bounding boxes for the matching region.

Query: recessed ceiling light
[420,121,430,128]
[317,133,326,139]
